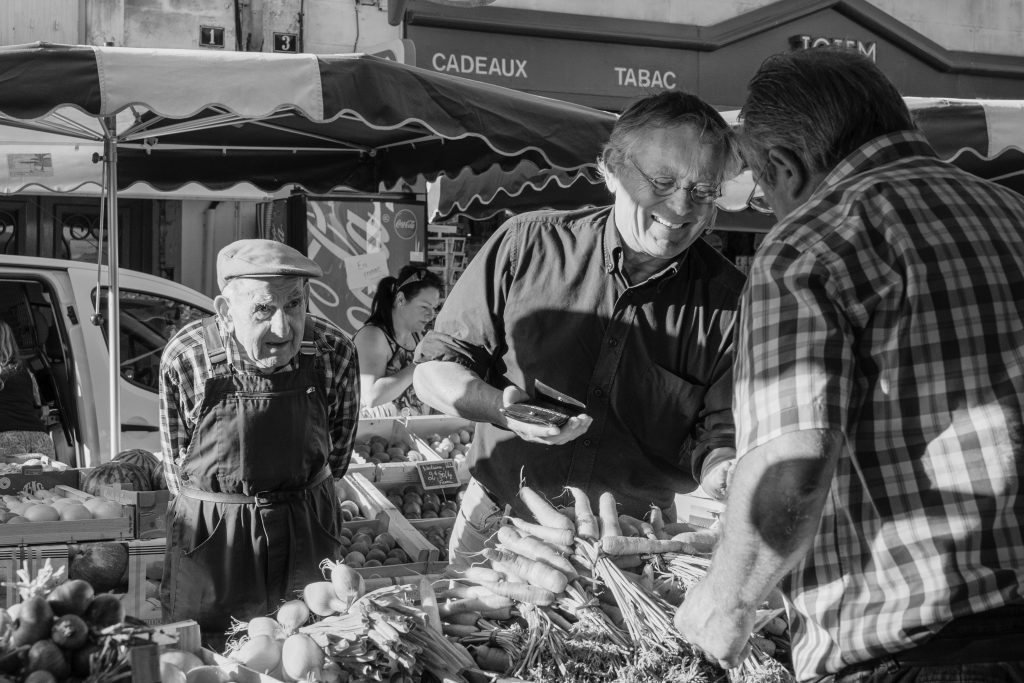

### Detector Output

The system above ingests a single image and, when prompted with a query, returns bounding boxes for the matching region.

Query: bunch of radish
[225,561,367,681]
[0,562,136,683]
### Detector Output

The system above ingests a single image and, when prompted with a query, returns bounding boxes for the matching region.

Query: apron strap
[200,316,233,378]
[178,467,332,506]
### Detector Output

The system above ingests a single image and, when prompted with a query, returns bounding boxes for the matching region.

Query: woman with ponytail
[354,265,444,417]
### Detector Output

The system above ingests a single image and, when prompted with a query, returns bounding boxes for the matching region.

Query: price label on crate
[416,461,459,490]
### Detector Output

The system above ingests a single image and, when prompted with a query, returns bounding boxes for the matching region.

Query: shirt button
[594,388,604,397]
[609,339,618,347]
[582,439,592,447]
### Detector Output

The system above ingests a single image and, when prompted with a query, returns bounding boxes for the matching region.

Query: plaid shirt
[735,131,1024,680]
[158,314,359,494]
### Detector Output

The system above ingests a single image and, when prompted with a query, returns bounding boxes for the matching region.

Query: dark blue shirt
[416,207,743,518]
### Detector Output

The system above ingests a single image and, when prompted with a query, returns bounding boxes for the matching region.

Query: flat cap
[217,239,323,289]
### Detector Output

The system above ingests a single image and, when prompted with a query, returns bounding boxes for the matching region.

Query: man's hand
[500,385,592,445]
[673,576,754,670]
[699,452,735,501]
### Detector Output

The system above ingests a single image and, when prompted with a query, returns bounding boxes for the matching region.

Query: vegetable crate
[337,473,434,578]
[0,467,80,495]
[151,620,286,683]
[0,485,132,546]
[0,546,18,608]
[353,415,474,485]
[96,485,171,540]
[20,539,166,624]
[674,491,725,528]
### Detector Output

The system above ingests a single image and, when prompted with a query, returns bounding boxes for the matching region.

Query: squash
[114,449,167,490]
[80,461,151,495]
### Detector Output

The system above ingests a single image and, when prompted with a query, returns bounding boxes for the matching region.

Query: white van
[0,256,214,467]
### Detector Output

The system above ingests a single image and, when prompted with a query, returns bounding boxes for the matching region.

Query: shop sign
[199,26,225,49]
[273,32,299,53]
[416,460,460,490]
[790,34,877,61]
[432,53,528,78]
[411,26,693,110]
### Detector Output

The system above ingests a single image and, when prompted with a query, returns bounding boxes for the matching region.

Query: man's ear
[764,147,817,205]
[214,295,231,324]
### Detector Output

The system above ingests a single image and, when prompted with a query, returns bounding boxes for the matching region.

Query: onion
[247,616,282,639]
[301,582,347,617]
[319,560,364,611]
[230,635,281,673]
[280,633,323,682]
[275,600,309,634]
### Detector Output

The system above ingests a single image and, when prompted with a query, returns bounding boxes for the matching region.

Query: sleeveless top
[0,364,46,433]
[358,324,429,418]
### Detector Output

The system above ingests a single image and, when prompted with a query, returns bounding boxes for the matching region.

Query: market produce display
[351,438,424,466]
[0,489,124,524]
[0,561,166,683]
[434,486,794,683]
[382,485,458,521]
[218,480,791,683]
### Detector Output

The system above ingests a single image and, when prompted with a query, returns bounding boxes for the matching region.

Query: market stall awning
[0,42,614,195]
[432,97,1024,220]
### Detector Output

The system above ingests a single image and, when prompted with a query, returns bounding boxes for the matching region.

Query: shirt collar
[817,130,937,196]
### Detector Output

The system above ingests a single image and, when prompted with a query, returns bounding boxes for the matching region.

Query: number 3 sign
[274,33,299,53]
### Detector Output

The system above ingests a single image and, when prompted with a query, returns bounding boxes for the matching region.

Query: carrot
[508,517,574,548]
[438,594,514,618]
[478,605,514,620]
[471,644,512,673]
[443,623,479,638]
[463,565,505,585]
[599,537,687,556]
[481,547,569,594]
[442,611,482,627]
[567,487,599,541]
[519,485,575,532]
[496,526,577,579]
[617,514,645,537]
[598,492,621,538]
[648,506,666,538]
[475,580,556,606]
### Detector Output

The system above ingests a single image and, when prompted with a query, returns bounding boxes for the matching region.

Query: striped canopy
[431,97,1024,220]
[0,42,613,194]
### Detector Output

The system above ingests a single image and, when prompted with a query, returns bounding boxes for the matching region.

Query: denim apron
[160,316,342,637]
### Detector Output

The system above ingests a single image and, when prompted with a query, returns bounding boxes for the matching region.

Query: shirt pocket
[623,363,707,467]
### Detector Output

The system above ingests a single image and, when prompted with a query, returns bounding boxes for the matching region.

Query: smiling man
[414,91,745,572]
[158,239,359,643]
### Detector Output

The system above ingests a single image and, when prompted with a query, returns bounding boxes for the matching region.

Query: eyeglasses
[746,166,774,215]
[629,157,721,204]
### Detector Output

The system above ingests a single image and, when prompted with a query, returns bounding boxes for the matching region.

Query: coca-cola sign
[392,208,418,240]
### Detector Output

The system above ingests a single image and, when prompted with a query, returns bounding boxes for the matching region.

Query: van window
[95,289,210,392]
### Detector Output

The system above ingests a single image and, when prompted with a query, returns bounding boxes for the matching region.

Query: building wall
[483,0,1024,57]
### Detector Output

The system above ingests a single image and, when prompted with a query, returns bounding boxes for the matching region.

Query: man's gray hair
[738,48,914,177]
[599,90,741,184]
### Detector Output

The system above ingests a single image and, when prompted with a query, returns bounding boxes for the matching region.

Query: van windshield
[94,289,210,392]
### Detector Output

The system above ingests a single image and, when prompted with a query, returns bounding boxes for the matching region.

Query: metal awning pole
[104,116,121,459]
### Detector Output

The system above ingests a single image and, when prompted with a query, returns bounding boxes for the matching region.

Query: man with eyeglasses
[674,49,1024,682]
[414,91,746,577]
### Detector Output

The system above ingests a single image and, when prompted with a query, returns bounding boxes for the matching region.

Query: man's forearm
[703,429,842,612]
[413,360,505,425]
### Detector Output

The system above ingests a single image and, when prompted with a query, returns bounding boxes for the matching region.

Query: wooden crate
[353,416,476,484]
[97,485,170,540]
[123,538,166,625]
[0,467,79,494]
[0,546,17,608]
[0,486,132,546]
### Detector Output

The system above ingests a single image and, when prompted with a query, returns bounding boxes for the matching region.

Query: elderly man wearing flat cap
[158,239,359,640]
